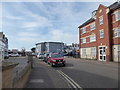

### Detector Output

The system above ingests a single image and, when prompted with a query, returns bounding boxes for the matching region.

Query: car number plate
[58,62,62,64]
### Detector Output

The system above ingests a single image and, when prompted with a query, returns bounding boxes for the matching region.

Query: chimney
[0,32,3,39]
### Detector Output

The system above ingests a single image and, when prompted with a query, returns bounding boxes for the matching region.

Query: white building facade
[36,42,64,54]
[0,32,8,60]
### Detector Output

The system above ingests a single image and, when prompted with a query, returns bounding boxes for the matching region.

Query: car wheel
[50,62,54,67]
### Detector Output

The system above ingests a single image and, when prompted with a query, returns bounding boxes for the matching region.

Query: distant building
[0,32,8,60]
[36,42,64,54]
[12,49,19,53]
[36,42,45,54]
[78,1,120,62]
[64,43,79,56]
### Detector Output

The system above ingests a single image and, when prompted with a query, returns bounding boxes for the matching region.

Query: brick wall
[2,59,32,88]
[79,2,120,62]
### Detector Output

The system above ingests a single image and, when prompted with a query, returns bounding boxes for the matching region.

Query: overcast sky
[1,1,114,51]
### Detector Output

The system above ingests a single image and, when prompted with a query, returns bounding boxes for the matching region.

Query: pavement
[26,57,69,88]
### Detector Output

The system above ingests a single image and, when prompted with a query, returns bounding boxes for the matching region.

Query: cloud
[22,22,40,28]
[49,29,78,44]
[17,32,39,45]
[18,32,39,37]
[2,2,113,50]
[5,15,24,20]
[19,4,53,29]
[1,0,115,2]
[0,3,2,31]
[19,37,38,43]
[22,14,52,29]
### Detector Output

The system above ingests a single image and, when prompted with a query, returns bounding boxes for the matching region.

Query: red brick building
[78,1,120,62]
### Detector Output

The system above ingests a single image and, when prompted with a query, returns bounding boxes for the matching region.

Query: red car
[47,53,65,67]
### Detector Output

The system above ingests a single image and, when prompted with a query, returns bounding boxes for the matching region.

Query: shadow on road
[65,63,74,67]
[52,63,74,69]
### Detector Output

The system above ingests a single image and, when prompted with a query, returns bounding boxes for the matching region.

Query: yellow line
[57,70,83,90]
[59,70,82,89]
[57,70,77,88]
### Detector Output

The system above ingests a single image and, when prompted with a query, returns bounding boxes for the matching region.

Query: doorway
[99,46,106,61]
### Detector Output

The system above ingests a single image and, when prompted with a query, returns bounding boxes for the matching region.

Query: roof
[36,42,45,45]
[78,1,120,28]
[78,18,95,28]
[36,42,64,45]
[108,2,120,11]
[45,42,64,44]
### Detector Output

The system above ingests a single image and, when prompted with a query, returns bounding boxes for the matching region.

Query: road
[27,57,118,89]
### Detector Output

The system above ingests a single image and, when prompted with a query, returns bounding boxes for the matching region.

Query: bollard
[28,55,33,69]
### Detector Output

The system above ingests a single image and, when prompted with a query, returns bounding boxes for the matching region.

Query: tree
[21,47,26,56]
[31,47,36,53]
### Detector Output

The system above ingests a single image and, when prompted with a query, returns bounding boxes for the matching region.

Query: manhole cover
[30,79,44,83]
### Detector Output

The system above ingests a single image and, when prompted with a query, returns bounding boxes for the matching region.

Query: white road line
[57,70,83,90]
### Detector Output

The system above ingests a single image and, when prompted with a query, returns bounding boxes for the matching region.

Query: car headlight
[52,60,56,62]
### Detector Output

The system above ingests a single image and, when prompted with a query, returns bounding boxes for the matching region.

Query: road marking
[57,70,76,88]
[59,70,82,89]
[57,70,83,90]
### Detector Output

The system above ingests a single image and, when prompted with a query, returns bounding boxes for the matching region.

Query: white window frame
[115,11,120,21]
[99,16,103,25]
[90,35,96,42]
[82,38,86,43]
[91,47,96,56]
[82,48,86,56]
[81,27,86,34]
[99,30,104,38]
[90,23,96,31]
[114,28,120,37]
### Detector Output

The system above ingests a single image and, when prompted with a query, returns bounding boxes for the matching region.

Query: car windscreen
[13,53,18,54]
[51,54,63,58]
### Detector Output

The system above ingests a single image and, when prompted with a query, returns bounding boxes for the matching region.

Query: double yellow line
[57,70,83,90]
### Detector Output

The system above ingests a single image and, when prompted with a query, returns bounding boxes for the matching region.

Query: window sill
[112,19,120,24]
[81,43,87,44]
[99,23,103,26]
[90,41,96,43]
[116,19,120,22]
[113,36,120,39]
[100,37,104,39]
[81,33,86,35]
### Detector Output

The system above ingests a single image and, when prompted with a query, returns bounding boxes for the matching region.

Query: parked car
[32,53,37,56]
[37,53,44,59]
[43,53,50,62]
[10,53,19,57]
[4,53,9,59]
[47,53,65,67]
